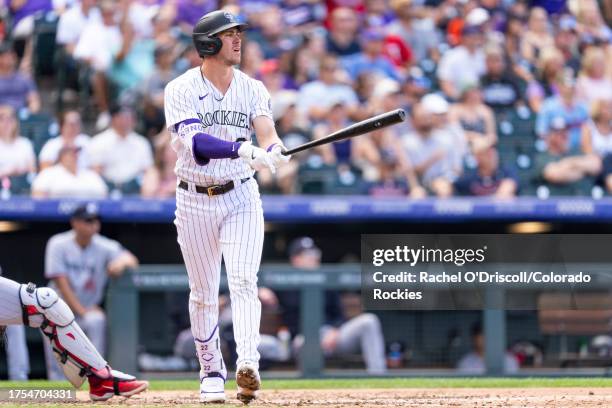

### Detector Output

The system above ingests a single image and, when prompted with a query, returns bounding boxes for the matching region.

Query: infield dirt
[36,387,611,407]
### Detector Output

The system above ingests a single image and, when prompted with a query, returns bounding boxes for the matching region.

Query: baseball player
[164,9,290,404]
[43,203,139,379]
[0,274,148,400]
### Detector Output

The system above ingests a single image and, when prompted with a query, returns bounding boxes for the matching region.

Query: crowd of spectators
[0,0,611,199]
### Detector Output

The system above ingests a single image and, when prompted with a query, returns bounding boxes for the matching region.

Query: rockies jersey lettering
[198,110,249,129]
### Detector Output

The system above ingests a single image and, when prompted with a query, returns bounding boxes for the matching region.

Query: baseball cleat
[200,372,227,403]
[236,361,260,404]
[88,367,149,401]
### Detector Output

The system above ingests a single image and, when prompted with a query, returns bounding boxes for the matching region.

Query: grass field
[3,377,612,390]
[2,378,612,407]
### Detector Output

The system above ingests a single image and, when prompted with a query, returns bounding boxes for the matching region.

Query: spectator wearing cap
[536,72,589,150]
[367,124,425,198]
[0,43,40,112]
[575,47,612,106]
[272,237,387,374]
[341,28,401,82]
[535,116,601,196]
[31,144,108,198]
[0,104,35,186]
[43,203,139,379]
[297,55,359,121]
[426,93,468,175]
[401,67,432,114]
[448,83,497,151]
[387,0,440,62]
[87,105,154,194]
[526,46,565,112]
[325,7,361,57]
[453,143,518,198]
[554,15,581,74]
[479,45,525,114]
[403,100,463,198]
[437,25,486,100]
[39,110,91,171]
[520,7,555,66]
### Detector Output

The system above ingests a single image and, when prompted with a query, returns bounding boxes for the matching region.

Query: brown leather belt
[178,178,250,197]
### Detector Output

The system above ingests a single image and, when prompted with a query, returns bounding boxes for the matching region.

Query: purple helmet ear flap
[193,33,223,57]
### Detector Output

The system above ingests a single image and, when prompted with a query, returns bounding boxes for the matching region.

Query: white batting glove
[267,143,291,166]
[238,141,276,174]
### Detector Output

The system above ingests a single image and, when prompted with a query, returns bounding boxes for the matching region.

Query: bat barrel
[283,109,406,155]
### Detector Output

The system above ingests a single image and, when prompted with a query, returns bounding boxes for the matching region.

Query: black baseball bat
[282,109,406,155]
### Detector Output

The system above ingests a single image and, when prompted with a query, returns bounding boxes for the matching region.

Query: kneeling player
[0,276,148,401]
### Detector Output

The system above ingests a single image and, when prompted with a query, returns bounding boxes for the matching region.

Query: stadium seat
[297,160,337,195]
[32,12,58,78]
[18,111,59,156]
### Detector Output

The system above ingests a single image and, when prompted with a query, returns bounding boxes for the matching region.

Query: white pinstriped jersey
[164,67,273,185]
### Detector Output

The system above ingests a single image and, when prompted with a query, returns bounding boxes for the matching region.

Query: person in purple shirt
[0,43,40,112]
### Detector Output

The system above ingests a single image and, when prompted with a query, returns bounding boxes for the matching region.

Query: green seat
[297,161,336,195]
[32,12,59,77]
[19,112,59,156]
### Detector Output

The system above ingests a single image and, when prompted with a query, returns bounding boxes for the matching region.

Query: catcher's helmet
[192,10,247,57]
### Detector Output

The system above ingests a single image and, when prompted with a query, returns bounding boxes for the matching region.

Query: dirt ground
[58,387,612,407]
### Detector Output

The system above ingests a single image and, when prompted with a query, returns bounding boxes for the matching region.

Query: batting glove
[238,141,276,173]
[267,143,291,166]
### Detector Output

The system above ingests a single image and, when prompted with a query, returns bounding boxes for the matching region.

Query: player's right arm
[163,80,275,171]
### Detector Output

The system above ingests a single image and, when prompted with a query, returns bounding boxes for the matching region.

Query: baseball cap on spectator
[272,90,298,120]
[406,67,432,90]
[462,25,483,36]
[260,59,280,76]
[549,116,568,132]
[421,93,449,115]
[466,8,490,27]
[361,28,385,43]
[559,15,577,32]
[109,104,133,117]
[372,79,401,99]
[288,237,321,258]
[57,145,81,161]
[72,203,100,221]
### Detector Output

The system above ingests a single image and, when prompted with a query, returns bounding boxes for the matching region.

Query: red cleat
[88,366,149,401]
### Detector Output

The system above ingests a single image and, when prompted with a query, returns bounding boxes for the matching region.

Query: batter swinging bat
[282,109,407,155]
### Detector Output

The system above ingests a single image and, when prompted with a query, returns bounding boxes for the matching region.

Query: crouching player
[0,276,148,401]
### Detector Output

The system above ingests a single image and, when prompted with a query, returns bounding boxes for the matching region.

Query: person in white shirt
[87,105,153,193]
[32,145,108,198]
[297,55,358,121]
[56,0,102,56]
[0,105,36,180]
[39,110,90,170]
[437,25,486,100]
